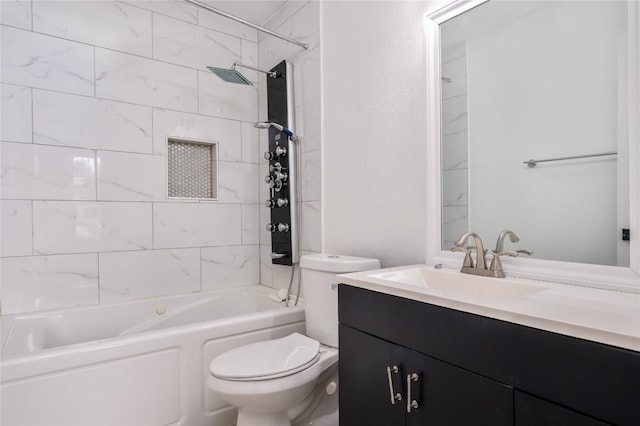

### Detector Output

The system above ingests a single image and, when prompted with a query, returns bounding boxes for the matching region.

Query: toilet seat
[210,333,321,381]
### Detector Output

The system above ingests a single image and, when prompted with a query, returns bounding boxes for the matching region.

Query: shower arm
[233,62,277,79]
[183,0,308,50]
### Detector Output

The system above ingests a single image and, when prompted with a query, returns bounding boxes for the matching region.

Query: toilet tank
[300,254,380,348]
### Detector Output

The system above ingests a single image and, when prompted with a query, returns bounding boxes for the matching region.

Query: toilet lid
[210,333,321,381]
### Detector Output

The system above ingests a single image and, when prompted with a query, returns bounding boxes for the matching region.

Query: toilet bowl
[207,254,380,426]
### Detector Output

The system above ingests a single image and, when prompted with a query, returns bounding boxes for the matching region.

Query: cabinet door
[515,391,610,426]
[405,349,513,426]
[340,325,406,426]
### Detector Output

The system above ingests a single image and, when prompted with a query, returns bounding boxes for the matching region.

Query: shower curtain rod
[183,0,309,50]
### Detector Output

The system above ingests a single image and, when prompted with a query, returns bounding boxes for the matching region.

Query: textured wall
[322,1,446,267]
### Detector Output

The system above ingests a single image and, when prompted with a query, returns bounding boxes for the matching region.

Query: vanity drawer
[338,285,640,425]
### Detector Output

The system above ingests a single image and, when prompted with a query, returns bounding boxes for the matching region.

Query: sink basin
[348,266,547,305]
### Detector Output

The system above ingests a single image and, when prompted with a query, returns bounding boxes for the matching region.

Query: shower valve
[266,198,288,208]
[264,152,275,160]
[269,180,283,191]
[275,146,287,157]
[273,172,287,182]
[266,223,290,232]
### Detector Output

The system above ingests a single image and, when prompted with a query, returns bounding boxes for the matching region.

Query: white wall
[0,0,264,314]
[465,1,628,266]
[321,1,446,267]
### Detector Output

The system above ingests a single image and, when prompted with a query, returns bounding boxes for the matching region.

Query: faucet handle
[452,246,474,268]
[516,249,533,256]
[489,250,518,273]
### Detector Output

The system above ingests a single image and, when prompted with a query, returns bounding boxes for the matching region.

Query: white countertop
[338,265,640,352]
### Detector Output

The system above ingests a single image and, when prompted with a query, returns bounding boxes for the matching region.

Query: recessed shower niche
[167,138,218,200]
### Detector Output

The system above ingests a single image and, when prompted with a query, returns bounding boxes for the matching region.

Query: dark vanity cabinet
[340,324,513,425]
[338,285,640,426]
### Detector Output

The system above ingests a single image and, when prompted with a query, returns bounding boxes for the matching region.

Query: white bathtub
[0,285,305,426]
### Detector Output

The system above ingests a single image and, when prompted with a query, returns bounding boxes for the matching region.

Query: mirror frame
[424,0,640,293]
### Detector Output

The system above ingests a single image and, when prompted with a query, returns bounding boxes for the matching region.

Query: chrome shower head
[206,66,253,86]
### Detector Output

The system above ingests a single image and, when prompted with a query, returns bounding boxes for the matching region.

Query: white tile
[258,2,319,69]
[300,149,320,202]
[301,201,321,252]
[95,48,198,112]
[442,42,466,64]
[442,131,468,171]
[33,1,152,57]
[241,40,259,84]
[201,245,259,290]
[197,8,257,42]
[33,201,152,254]
[153,203,241,248]
[259,244,273,286]
[295,100,320,153]
[271,264,296,291]
[1,254,98,314]
[261,0,308,35]
[99,248,200,303]
[0,26,94,96]
[241,204,259,245]
[293,47,320,107]
[152,109,241,161]
[441,56,467,100]
[0,142,96,200]
[259,203,270,246]
[153,14,241,71]
[0,0,32,30]
[33,90,152,153]
[442,206,468,243]
[97,151,165,201]
[198,70,258,122]
[241,122,260,164]
[122,0,198,24]
[258,79,267,122]
[442,169,468,206]
[217,161,259,204]
[1,84,32,143]
[1,200,32,257]
[442,94,468,136]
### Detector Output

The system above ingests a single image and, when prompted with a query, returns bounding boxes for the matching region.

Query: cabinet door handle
[406,373,419,413]
[386,365,402,405]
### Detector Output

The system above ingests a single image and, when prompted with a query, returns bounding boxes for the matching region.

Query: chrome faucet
[490,230,533,277]
[452,232,490,275]
[452,230,532,278]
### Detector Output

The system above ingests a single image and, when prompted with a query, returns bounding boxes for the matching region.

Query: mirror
[425,0,640,292]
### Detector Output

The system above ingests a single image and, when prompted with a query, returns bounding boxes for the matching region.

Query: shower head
[206,66,253,86]
[206,62,277,86]
[255,122,300,143]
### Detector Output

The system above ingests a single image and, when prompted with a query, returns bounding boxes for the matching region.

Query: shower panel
[263,60,297,265]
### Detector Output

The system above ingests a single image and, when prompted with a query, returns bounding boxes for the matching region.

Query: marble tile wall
[257,1,323,290]
[0,0,262,314]
[441,42,469,249]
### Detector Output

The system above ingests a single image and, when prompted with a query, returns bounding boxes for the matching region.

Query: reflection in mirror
[440,0,633,267]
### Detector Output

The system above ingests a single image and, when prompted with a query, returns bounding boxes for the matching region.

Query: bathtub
[1,285,305,426]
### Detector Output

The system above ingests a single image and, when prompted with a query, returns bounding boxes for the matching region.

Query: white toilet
[207,254,380,426]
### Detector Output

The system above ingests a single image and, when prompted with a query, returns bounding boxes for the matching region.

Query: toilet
[207,254,380,426]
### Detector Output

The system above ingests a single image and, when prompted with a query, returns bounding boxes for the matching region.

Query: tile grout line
[0,244,261,261]
[4,83,259,128]
[2,19,252,75]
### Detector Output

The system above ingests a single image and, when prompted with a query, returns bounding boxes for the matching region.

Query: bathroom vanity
[337,266,640,426]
